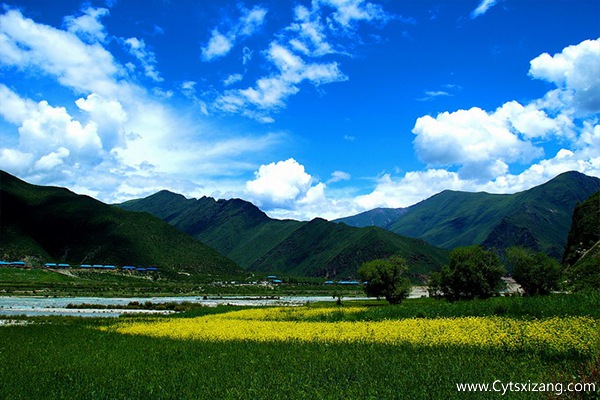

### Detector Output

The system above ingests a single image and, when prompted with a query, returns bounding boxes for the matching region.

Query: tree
[436,246,505,301]
[357,256,412,304]
[506,246,562,296]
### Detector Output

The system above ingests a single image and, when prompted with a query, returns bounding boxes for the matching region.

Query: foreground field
[1,293,598,399]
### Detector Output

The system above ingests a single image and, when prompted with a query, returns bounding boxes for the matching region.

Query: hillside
[120,192,448,278]
[562,191,600,291]
[248,218,448,279]
[0,171,241,276]
[338,171,600,259]
[334,207,407,228]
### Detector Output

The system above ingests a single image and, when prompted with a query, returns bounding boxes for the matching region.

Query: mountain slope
[0,171,241,276]
[339,171,600,259]
[334,208,407,228]
[248,218,448,278]
[120,192,448,278]
[562,191,600,290]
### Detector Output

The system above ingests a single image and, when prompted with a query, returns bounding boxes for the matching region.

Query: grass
[0,293,598,399]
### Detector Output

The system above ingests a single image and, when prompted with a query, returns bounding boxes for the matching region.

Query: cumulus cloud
[0,7,282,204]
[529,38,600,113]
[412,106,543,180]
[246,158,317,209]
[355,38,600,211]
[201,5,267,61]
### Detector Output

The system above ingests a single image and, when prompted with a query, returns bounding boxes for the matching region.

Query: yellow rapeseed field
[107,307,599,356]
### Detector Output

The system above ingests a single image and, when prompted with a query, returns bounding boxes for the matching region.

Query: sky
[0,0,599,220]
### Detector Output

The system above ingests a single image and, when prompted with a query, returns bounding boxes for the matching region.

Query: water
[0,295,345,317]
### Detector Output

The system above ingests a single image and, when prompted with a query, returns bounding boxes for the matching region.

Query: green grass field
[1,293,598,399]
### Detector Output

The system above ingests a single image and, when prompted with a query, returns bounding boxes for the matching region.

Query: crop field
[1,293,598,399]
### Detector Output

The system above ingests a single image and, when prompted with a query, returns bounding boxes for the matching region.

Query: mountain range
[2,170,598,280]
[0,171,240,277]
[119,192,449,279]
[335,171,600,259]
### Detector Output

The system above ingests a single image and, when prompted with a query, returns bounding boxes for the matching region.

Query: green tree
[438,246,505,301]
[357,256,412,304]
[506,246,562,296]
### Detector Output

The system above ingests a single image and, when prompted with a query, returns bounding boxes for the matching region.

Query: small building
[80,264,92,269]
[45,263,58,268]
[57,263,70,268]
[122,266,136,271]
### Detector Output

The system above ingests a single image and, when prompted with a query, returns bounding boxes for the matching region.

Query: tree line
[358,245,568,304]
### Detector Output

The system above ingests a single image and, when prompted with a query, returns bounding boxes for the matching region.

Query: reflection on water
[0,295,340,317]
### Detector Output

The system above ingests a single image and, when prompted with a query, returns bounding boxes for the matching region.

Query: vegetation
[430,246,505,301]
[120,191,449,279]
[339,171,600,259]
[563,191,600,292]
[357,256,411,304]
[506,246,562,296]
[0,293,598,400]
[0,170,241,277]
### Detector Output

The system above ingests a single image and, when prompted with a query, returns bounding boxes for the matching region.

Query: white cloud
[206,0,395,121]
[529,38,600,113]
[246,158,315,209]
[202,30,234,61]
[63,6,109,43]
[217,42,347,116]
[201,5,267,62]
[123,37,163,82]
[223,73,244,86]
[0,9,121,97]
[320,0,390,28]
[471,0,499,19]
[0,7,283,205]
[328,170,351,183]
[412,107,543,180]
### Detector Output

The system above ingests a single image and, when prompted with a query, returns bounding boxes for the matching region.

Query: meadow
[0,293,598,399]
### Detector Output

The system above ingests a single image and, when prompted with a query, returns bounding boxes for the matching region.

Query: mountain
[120,192,448,278]
[336,171,600,259]
[0,171,241,276]
[334,207,407,228]
[562,191,600,291]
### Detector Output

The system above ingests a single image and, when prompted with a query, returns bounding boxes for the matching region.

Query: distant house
[324,280,335,285]
[57,263,70,268]
[80,264,92,269]
[92,264,103,269]
[272,279,283,284]
[44,263,58,268]
[338,280,360,285]
[122,266,136,271]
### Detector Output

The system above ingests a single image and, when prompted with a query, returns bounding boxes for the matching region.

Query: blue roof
[122,266,135,270]
[80,264,92,268]
[45,263,58,267]
[58,263,70,267]
[272,279,283,283]
[11,261,26,265]
[136,267,146,271]
[0,261,10,265]
[146,267,158,271]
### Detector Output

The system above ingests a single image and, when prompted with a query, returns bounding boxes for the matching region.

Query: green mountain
[562,191,600,291]
[120,192,448,278]
[334,207,407,228]
[337,171,600,259]
[0,171,241,276]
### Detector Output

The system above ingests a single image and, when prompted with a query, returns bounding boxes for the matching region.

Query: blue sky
[1,0,599,220]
